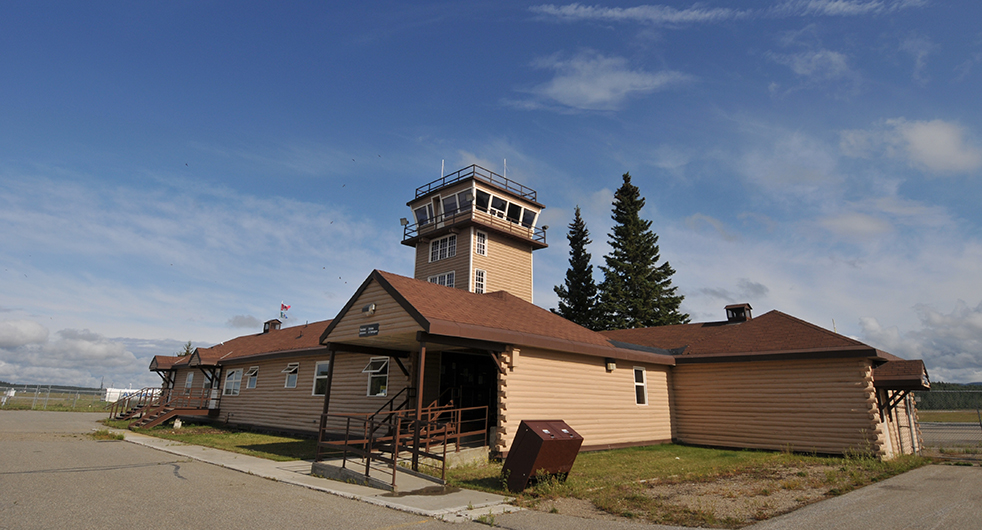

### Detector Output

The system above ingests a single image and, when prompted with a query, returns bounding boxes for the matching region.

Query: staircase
[116,387,215,429]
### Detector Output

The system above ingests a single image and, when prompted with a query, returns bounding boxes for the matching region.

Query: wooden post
[412,342,426,471]
[317,348,338,460]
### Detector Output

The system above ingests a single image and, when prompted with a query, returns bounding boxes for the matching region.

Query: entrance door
[439,351,497,445]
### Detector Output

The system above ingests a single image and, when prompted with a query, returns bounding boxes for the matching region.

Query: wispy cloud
[531,1,925,26]
[512,50,693,111]
[841,118,982,174]
[530,3,751,26]
[899,33,936,84]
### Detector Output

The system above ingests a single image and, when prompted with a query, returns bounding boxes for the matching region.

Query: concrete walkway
[118,429,521,523]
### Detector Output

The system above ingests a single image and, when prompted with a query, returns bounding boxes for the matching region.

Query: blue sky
[2,0,981,388]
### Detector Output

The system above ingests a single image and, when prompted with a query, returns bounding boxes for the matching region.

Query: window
[506,203,522,224]
[245,366,259,389]
[223,369,242,396]
[429,234,456,262]
[184,373,194,394]
[414,204,433,226]
[283,362,299,388]
[474,269,486,294]
[475,231,487,256]
[457,191,473,211]
[490,196,508,218]
[203,372,216,389]
[428,271,455,288]
[313,361,331,396]
[475,190,490,212]
[442,195,458,216]
[362,357,389,397]
[521,209,537,228]
[634,367,647,405]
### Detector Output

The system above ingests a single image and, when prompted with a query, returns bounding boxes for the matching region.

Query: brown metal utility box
[502,420,583,492]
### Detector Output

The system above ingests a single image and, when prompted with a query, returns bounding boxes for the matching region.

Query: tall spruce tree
[552,206,600,329]
[597,173,688,330]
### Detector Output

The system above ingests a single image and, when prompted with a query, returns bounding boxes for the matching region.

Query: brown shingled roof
[323,270,674,366]
[874,359,930,391]
[192,319,332,366]
[602,310,885,362]
[149,355,181,371]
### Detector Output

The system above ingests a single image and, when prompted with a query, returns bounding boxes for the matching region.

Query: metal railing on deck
[108,387,160,419]
[402,207,546,245]
[414,164,537,202]
[316,404,488,486]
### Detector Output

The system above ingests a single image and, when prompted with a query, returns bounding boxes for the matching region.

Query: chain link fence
[915,390,982,460]
[0,384,107,412]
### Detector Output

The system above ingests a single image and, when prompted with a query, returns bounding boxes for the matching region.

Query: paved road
[4,410,981,530]
[0,411,487,530]
[920,422,982,446]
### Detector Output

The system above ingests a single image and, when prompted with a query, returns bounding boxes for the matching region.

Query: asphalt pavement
[3,410,981,529]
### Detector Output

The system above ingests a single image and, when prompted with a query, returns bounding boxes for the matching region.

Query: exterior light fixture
[605,358,616,372]
[362,303,376,316]
[399,218,409,226]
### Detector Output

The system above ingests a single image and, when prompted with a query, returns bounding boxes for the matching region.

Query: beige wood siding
[414,231,471,292]
[671,358,884,455]
[497,347,672,452]
[473,231,533,302]
[326,280,423,344]
[219,353,415,434]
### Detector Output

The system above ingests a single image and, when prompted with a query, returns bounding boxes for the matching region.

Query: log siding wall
[218,352,414,435]
[671,358,887,456]
[497,347,672,453]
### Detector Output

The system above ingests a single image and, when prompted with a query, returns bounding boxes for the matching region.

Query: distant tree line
[916,382,982,410]
[552,173,688,331]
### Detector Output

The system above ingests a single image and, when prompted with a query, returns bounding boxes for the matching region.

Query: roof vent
[725,303,752,323]
[263,319,282,333]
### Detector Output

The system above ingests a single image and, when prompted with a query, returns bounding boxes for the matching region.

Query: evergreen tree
[552,206,600,329]
[177,341,194,357]
[597,173,688,330]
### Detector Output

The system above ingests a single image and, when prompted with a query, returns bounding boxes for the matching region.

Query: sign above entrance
[359,323,380,337]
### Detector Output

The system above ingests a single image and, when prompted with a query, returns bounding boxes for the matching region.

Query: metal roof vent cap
[724,303,752,323]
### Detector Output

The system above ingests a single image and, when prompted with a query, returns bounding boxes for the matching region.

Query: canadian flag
[281,303,291,311]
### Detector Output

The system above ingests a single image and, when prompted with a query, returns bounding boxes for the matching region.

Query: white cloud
[530,1,924,25]
[227,315,261,329]
[891,119,982,173]
[685,213,739,241]
[0,322,156,387]
[768,49,852,81]
[770,0,926,17]
[0,320,49,349]
[529,3,751,26]
[861,301,982,383]
[518,50,694,111]
[841,118,982,174]
[899,33,935,83]
[819,212,893,238]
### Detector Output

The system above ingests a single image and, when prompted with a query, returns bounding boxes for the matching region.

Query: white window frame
[634,367,648,406]
[475,231,487,256]
[429,234,457,262]
[474,269,486,294]
[362,357,389,397]
[223,368,242,396]
[312,361,331,396]
[184,372,194,394]
[245,366,259,389]
[283,362,299,389]
[427,271,455,288]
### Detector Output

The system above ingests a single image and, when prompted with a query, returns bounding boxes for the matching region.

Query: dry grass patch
[446,444,929,528]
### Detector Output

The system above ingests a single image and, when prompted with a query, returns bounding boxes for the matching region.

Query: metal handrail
[402,207,546,245]
[415,164,537,202]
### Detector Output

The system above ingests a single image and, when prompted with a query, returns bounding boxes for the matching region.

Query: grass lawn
[447,444,930,528]
[102,420,318,461]
[917,410,982,423]
[103,418,930,528]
